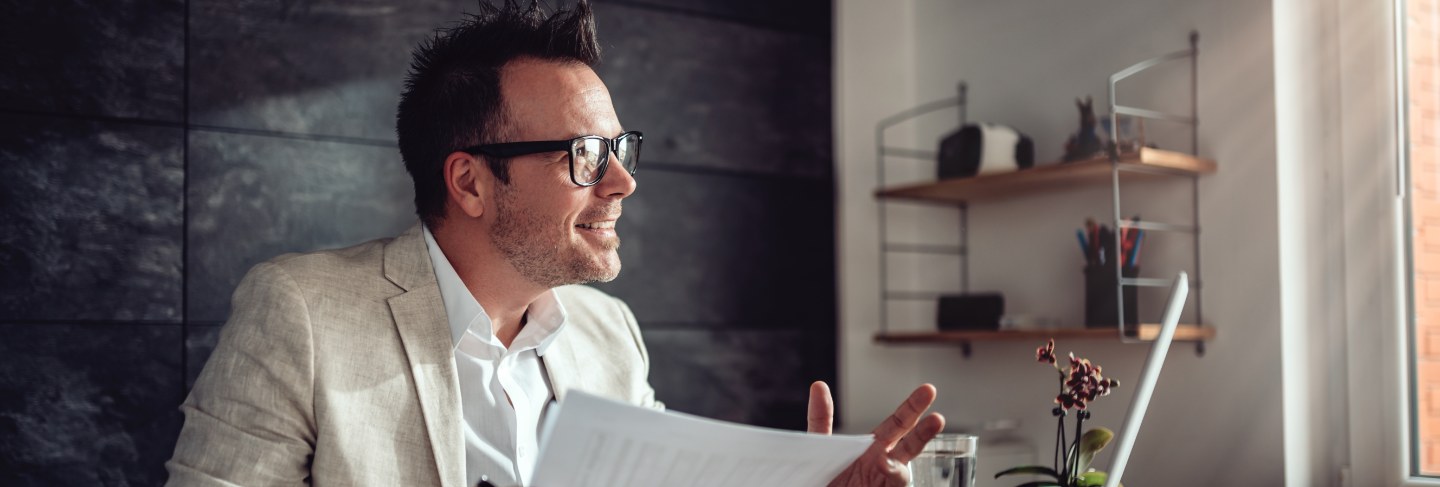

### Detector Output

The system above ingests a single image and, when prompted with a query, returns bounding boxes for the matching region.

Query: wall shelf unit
[875,148,1216,204]
[874,325,1217,356]
[876,325,1217,344]
[872,32,1213,357]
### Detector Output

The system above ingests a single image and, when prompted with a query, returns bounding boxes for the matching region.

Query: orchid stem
[1057,411,1068,475]
[1070,411,1086,481]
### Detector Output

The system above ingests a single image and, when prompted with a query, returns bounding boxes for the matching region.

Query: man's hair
[396,0,602,230]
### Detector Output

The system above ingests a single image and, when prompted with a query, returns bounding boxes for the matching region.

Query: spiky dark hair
[396,0,602,230]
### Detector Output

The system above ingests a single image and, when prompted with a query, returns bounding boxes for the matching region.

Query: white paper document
[531,391,873,487]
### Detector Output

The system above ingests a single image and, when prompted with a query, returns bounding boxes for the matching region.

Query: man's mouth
[575,221,616,230]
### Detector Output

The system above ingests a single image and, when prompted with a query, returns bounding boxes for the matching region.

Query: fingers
[888,412,945,465]
[871,384,937,446]
[808,381,834,434]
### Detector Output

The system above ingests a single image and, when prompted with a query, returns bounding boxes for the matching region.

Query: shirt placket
[495,350,536,485]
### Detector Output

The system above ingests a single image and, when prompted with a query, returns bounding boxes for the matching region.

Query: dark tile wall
[0,0,185,121]
[0,115,184,322]
[0,0,834,483]
[185,130,417,322]
[0,323,184,486]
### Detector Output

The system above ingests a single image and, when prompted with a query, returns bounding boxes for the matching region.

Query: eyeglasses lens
[572,137,607,184]
[616,135,640,174]
[570,134,641,185]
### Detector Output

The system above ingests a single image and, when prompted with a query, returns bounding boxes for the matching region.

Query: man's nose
[594,154,637,198]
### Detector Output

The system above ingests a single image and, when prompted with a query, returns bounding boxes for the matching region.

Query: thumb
[808,381,834,434]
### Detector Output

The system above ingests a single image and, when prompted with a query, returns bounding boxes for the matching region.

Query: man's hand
[807,381,946,487]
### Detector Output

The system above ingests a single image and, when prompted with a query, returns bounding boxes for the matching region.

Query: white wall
[835,1,1286,485]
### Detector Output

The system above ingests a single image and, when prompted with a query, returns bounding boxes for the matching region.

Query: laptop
[1102,271,1190,487]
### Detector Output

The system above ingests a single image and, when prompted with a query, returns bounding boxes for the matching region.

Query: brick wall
[1409,0,1440,474]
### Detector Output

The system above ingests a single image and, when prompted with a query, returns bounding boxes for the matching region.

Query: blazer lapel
[384,225,464,487]
[541,333,579,403]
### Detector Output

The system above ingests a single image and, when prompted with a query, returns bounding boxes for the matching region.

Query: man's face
[485,58,636,288]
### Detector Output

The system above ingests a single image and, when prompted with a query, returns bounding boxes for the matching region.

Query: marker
[1128,230,1145,267]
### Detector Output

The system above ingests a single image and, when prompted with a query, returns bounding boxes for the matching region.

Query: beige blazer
[166,225,661,486]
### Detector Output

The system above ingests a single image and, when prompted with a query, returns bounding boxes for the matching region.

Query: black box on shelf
[1084,265,1139,328]
[937,293,1005,330]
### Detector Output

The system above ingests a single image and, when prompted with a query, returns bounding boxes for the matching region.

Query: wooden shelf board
[874,324,1216,344]
[875,148,1217,205]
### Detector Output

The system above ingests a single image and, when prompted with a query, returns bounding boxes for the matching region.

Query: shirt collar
[422,225,567,355]
[520,289,568,356]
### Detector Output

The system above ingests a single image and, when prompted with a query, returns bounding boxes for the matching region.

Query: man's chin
[565,253,621,285]
[588,257,622,283]
[589,270,620,283]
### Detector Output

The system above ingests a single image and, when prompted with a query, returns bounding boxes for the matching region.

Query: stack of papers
[532,391,873,487]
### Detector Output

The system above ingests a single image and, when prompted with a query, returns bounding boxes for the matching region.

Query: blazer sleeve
[166,261,317,486]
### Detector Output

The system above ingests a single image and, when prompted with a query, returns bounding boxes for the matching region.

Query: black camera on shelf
[937,293,1005,331]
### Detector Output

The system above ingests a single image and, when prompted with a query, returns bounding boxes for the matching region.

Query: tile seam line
[0,108,832,182]
[0,108,392,147]
[0,319,187,327]
[182,0,192,398]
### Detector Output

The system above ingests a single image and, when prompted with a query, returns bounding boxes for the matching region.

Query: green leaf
[995,465,1062,479]
[1077,471,1107,487]
[1080,428,1115,454]
[1076,427,1115,473]
[1077,470,1122,487]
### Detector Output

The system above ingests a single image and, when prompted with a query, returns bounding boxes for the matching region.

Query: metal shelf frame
[1106,31,1204,345]
[875,83,972,336]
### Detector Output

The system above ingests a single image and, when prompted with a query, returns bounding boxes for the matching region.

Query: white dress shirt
[422,226,568,487]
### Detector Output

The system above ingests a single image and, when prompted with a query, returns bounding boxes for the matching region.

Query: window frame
[1344,0,1435,485]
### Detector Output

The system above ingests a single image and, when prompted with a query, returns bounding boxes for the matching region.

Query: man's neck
[431,222,546,348]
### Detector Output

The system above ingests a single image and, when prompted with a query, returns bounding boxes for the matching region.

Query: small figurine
[1063,96,1105,162]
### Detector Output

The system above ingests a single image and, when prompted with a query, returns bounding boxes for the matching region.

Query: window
[1340,0,1423,484]
[1411,0,1440,477]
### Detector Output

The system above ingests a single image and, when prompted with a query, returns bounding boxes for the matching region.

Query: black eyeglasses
[462,131,643,187]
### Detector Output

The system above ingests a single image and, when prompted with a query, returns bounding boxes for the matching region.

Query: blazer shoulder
[247,236,400,301]
[549,284,659,408]
[553,285,629,322]
[552,285,646,346]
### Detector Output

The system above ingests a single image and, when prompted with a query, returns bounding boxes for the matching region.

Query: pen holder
[1084,265,1139,328]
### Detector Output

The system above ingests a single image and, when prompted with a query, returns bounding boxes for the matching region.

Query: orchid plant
[995,340,1122,487]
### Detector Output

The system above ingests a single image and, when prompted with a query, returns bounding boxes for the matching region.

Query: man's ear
[443,151,490,219]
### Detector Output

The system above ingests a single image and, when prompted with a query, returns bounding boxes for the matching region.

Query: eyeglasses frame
[460,131,643,187]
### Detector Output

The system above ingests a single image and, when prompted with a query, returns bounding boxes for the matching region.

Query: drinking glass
[910,433,977,487]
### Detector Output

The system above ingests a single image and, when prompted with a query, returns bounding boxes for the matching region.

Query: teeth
[577,221,615,230]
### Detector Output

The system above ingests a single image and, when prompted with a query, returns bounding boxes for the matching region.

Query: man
[166,2,943,486]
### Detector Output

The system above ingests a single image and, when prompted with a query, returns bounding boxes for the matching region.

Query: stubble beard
[490,185,622,288]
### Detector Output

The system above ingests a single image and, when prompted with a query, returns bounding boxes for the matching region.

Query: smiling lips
[575,220,615,230]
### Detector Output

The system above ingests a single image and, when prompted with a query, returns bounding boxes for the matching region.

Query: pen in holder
[1084,264,1139,328]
